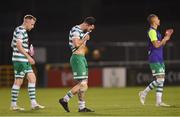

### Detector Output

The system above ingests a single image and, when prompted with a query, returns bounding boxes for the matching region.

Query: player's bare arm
[16,39,35,65]
[152,29,174,48]
[73,35,90,48]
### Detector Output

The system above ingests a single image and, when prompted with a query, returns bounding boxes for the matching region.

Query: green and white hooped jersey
[11,26,29,62]
[69,25,86,52]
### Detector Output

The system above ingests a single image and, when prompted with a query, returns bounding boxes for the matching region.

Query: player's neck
[22,23,27,30]
[151,24,158,29]
[79,23,86,31]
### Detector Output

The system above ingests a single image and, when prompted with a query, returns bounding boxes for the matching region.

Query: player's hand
[84,34,90,40]
[91,25,95,30]
[28,57,35,65]
[165,29,174,36]
[29,44,34,56]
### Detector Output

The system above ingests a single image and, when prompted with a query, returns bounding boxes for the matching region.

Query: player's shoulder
[148,27,156,32]
[148,27,157,34]
[15,26,26,33]
[71,25,82,33]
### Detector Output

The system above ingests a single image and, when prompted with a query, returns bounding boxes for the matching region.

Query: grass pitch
[0,87,180,116]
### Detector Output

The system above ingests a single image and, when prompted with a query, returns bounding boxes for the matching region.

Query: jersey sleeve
[71,31,80,39]
[148,29,158,42]
[15,31,24,42]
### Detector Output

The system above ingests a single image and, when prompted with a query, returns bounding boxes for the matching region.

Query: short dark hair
[83,17,96,25]
[24,15,36,21]
[147,14,157,24]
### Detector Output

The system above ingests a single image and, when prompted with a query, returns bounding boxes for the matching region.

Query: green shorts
[149,63,165,77]
[13,62,33,78]
[70,54,88,80]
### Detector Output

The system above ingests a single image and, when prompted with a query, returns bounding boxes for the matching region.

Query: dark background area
[0,0,180,64]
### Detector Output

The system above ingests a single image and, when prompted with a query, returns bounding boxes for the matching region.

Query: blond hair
[24,15,36,21]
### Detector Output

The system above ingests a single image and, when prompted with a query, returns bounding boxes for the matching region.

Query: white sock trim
[12,84,20,89]
[156,92,163,104]
[78,101,85,110]
[28,83,36,87]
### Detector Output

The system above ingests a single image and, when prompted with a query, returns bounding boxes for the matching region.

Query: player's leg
[155,63,170,107]
[77,79,94,112]
[77,80,87,109]
[77,57,94,112]
[11,78,24,111]
[139,77,159,105]
[59,54,82,112]
[59,79,89,112]
[139,63,161,105]
[64,83,80,100]
[155,77,165,106]
[77,57,88,111]
[10,62,25,111]
[26,63,45,110]
[59,55,94,112]
[59,83,80,112]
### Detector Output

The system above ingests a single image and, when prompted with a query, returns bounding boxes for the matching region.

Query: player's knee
[14,78,23,86]
[79,80,88,92]
[27,73,36,83]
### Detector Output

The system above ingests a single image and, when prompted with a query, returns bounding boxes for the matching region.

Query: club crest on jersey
[73,72,77,75]
[159,68,164,73]
[152,70,155,74]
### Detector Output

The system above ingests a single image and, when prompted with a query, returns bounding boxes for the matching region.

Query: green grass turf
[0,87,180,116]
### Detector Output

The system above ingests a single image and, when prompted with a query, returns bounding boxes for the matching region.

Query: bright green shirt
[148,29,158,42]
